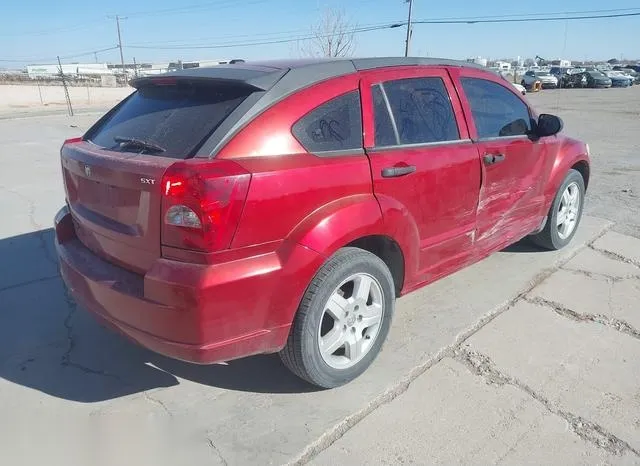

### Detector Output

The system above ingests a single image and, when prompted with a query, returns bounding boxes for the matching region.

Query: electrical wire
[2,8,639,62]
[123,10,640,51]
[126,24,391,50]
[125,0,265,18]
[413,10,640,25]
[0,46,119,64]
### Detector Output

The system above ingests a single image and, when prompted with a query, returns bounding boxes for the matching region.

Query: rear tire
[280,247,395,388]
[530,169,585,250]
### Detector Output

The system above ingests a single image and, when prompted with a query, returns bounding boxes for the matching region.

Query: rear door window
[87,82,252,159]
[460,77,532,139]
[377,77,459,146]
[292,90,362,153]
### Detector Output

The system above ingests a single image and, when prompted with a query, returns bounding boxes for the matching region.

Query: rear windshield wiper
[114,136,166,153]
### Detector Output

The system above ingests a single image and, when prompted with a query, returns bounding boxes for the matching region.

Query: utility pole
[57,56,73,116]
[404,0,414,57]
[109,15,127,84]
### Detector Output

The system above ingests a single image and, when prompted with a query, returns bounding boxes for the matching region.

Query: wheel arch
[346,235,405,295]
[571,159,590,190]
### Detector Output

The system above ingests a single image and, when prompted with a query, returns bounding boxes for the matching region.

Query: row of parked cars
[520,66,640,90]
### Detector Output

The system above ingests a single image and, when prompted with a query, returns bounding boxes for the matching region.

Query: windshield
[534,71,550,77]
[87,82,252,159]
[589,71,605,78]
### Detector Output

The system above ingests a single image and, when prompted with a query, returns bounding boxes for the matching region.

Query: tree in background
[300,8,356,58]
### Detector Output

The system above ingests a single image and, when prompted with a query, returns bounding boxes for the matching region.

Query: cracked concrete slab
[564,247,640,279]
[464,300,640,453]
[530,267,640,333]
[309,358,636,465]
[593,231,640,266]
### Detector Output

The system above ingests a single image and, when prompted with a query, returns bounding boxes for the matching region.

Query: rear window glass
[292,90,362,154]
[87,83,251,159]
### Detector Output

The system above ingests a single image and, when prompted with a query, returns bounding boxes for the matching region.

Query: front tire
[530,169,585,250]
[280,247,395,388]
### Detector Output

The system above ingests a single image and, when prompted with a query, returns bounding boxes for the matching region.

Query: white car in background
[498,71,526,95]
[522,70,558,89]
[511,82,526,95]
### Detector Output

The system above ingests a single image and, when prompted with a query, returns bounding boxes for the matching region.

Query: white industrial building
[26,63,112,79]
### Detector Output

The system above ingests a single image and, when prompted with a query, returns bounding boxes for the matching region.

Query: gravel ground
[527,86,640,238]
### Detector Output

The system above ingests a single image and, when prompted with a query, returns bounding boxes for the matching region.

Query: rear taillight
[160,160,251,253]
[63,137,83,146]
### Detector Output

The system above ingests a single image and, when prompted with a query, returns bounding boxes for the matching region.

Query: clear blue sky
[2,0,639,68]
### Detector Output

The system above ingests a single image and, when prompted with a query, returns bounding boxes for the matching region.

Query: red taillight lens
[63,137,83,145]
[160,160,251,253]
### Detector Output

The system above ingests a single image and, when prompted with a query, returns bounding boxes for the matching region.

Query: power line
[2,8,639,63]
[414,7,640,22]
[0,46,119,64]
[124,9,640,51]
[126,23,392,50]
[125,0,264,18]
[412,10,640,25]
[0,21,107,38]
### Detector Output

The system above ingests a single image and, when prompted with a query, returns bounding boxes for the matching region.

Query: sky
[1,0,639,68]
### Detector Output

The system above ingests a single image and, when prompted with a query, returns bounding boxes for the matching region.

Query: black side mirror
[536,114,563,137]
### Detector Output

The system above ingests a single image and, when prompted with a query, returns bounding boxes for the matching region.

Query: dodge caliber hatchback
[55,58,591,388]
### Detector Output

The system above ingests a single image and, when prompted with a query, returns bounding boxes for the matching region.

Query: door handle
[381,165,417,178]
[483,153,505,165]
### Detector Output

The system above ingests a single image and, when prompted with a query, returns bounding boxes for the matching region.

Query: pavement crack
[143,391,173,417]
[0,274,60,293]
[454,347,640,457]
[559,267,632,283]
[0,185,58,267]
[60,285,120,380]
[287,225,614,466]
[589,245,640,269]
[206,436,229,466]
[525,296,640,340]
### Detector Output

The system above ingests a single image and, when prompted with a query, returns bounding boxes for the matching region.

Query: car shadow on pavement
[501,237,545,253]
[0,229,317,404]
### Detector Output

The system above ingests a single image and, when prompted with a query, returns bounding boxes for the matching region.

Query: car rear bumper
[54,206,323,364]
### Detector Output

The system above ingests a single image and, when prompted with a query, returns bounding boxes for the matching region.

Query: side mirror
[536,114,563,137]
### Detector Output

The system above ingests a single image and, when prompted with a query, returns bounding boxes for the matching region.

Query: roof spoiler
[129,66,289,92]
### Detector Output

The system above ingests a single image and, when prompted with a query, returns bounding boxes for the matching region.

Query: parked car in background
[54,58,590,388]
[549,66,569,85]
[618,68,639,85]
[623,65,640,73]
[522,70,558,89]
[613,66,639,84]
[552,68,587,88]
[511,81,527,95]
[582,70,612,88]
[499,71,526,95]
[603,70,633,87]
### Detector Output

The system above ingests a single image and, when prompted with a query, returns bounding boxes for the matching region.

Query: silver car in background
[521,70,558,89]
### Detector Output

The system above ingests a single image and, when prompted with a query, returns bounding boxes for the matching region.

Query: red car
[55,58,590,388]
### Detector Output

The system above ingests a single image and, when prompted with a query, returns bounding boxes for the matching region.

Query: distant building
[26,63,112,79]
[467,56,488,67]
[494,61,512,71]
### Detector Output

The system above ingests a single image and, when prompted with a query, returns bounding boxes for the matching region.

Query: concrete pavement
[1,102,639,465]
[310,232,640,465]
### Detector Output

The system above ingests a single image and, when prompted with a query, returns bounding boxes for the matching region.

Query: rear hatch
[61,79,255,274]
